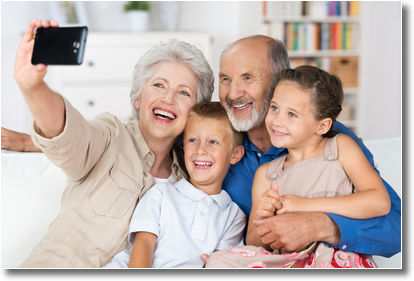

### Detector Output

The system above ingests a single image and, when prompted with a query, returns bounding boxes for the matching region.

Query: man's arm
[326,177,401,257]
[1,127,41,152]
[325,122,401,257]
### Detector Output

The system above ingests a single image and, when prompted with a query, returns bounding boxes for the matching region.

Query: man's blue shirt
[222,121,401,257]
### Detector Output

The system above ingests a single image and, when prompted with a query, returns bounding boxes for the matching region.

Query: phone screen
[31,26,88,65]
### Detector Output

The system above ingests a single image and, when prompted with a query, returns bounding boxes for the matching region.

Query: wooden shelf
[262,1,362,135]
[264,16,360,23]
[288,50,360,58]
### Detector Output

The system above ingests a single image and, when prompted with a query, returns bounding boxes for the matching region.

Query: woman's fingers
[22,19,38,43]
[50,20,59,27]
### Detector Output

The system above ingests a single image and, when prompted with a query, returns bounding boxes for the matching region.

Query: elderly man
[217,35,401,257]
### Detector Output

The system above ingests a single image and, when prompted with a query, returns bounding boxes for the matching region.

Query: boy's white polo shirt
[128,178,246,268]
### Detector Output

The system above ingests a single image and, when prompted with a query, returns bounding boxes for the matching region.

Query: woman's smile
[136,62,198,140]
[152,107,177,122]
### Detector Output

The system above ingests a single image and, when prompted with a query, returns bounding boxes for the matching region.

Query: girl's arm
[128,232,157,268]
[246,163,279,251]
[277,135,391,219]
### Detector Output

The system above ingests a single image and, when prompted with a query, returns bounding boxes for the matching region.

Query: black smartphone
[31,26,88,65]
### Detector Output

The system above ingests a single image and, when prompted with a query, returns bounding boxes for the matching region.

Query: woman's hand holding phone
[14,19,59,93]
[14,19,67,139]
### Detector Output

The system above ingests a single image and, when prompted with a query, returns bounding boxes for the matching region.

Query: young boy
[104,102,246,268]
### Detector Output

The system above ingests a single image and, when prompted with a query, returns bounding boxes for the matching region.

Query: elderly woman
[15,19,214,268]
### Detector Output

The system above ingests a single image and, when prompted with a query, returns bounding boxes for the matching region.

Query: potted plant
[124,1,150,31]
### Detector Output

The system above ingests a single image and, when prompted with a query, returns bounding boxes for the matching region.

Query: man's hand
[1,127,41,152]
[253,212,341,253]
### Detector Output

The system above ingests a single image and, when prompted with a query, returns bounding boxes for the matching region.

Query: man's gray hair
[130,39,214,119]
[266,38,291,97]
[219,37,290,95]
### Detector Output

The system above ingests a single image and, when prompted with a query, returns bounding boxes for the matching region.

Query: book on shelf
[263,1,359,18]
[273,21,358,51]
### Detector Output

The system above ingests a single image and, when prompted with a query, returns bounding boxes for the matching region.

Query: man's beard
[225,90,271,132]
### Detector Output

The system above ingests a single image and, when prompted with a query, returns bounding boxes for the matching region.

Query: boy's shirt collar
[174,178,231,210]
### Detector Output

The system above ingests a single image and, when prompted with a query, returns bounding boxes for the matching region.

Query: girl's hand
[256,184,283,219]
[276,194,307,215]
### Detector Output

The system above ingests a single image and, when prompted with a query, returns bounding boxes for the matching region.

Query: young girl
[206,65,391,268]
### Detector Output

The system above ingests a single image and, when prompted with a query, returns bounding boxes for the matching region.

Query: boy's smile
[193,161,213,169]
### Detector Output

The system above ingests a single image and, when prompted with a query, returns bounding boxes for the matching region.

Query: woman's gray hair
[130,39,214,119]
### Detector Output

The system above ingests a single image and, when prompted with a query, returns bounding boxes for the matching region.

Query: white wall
[1,1,51,134]
[1,1,402,138]
[180,1,242,102]
[360,1,401,138]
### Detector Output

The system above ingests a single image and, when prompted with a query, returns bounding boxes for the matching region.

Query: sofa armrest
[363,136,401,197]
[1,149,66,268]
[362,136,401,269]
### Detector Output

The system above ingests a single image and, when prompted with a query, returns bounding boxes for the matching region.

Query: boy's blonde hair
[187,102,243,148]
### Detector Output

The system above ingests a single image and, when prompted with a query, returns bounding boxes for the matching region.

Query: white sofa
[1,136,402,268]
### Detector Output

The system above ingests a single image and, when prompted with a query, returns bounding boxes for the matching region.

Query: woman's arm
[14,19,65,139]
[277,135,391,219]
[129,232,157,268]
[14,22,116,180]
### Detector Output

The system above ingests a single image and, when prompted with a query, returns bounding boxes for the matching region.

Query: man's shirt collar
[242,132,286,156]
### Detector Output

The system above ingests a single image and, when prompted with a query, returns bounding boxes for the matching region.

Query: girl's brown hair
[275,65,344,138]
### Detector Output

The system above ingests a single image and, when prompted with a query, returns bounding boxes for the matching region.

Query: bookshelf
[262,1,361,135]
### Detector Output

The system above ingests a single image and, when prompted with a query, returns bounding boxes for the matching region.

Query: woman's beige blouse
[20,95,188,268]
